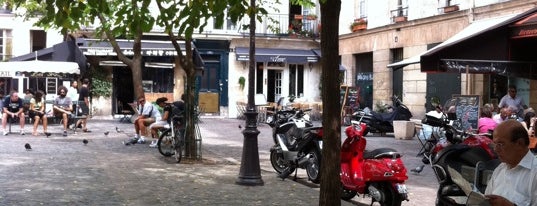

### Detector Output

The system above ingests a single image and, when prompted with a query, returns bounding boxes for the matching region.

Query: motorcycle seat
[363,148,401,159]
[371,111,398,122]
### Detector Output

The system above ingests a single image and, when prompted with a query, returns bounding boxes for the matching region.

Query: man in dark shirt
[2,90,26,135]
[53,86,72,136]
[75,78,90,132]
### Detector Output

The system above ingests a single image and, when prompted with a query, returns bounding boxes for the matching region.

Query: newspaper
[447,166,490,206]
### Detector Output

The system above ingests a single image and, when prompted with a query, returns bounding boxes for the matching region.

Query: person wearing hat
[149,97,173,148]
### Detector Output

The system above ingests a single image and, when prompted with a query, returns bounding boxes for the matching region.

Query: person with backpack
[149,97,173,147]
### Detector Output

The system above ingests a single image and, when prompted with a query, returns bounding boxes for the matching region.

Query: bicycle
[157,115,184,163]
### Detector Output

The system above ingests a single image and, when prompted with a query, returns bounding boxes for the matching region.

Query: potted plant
[238,76,245,91]
[306,14,317,20]
[350,18,367,32]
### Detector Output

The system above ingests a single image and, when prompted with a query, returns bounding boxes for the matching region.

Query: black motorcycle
[355,95,412,135]
[266,98,323,184]
[421,105,498,206]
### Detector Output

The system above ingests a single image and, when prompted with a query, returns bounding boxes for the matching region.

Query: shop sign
[511,24,537,39]
[0,71,12,77]
[83,48,178,56]
[269,55,286,62]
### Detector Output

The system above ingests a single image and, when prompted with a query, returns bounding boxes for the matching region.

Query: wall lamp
[308,62,314,71]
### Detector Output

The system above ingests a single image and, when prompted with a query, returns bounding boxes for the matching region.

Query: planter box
[394,16,407,23]
[443,5,459,13]
[393,120,415,140]
[352,24,367,32]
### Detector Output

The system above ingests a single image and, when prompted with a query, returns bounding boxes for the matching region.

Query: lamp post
[236,0,264,186]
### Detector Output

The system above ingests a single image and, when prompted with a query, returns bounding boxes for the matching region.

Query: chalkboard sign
[452,95,480,132]
[340,86,360,116]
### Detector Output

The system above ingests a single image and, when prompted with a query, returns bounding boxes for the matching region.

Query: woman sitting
[477,104,497,134]
[29,90,48,136]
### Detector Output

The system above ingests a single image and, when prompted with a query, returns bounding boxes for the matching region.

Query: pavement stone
[0,115,440,205]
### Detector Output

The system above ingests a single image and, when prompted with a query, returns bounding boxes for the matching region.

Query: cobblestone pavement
[0,116,437,205]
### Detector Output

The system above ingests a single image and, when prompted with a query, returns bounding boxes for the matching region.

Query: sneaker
[137,137,146,144]
[63,131,67,137]
[20,130,25,135]
[3,131,7,136]
[149,140,158,148]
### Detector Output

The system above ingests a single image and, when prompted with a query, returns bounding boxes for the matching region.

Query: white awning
[387,14,518,69]
[0,61,80,77]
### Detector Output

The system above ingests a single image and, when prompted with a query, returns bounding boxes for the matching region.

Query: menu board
[340,86,360,115]
[452,95,480,131]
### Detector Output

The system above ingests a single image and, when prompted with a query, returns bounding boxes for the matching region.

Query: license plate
[266,116,273,124]
[396,184,407,194]
[295,121,306,128]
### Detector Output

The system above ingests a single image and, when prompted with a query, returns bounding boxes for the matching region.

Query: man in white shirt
[498,85,526,118]
[485,120,537,206]
[125,96,161,145]
[493,107,513,124]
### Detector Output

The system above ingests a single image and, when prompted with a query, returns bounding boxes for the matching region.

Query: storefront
[76,38,204,115]
[389,7,537,111]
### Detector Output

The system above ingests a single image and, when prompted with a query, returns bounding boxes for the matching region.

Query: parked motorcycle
[355,95,412,135]
[340,116,409,206]
[420,98,497,206]
[266,98,323,184]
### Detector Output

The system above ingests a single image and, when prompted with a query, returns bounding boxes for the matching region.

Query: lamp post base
[236,109,264,186]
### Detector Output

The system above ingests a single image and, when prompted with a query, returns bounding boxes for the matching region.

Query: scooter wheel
[341,187,357,201]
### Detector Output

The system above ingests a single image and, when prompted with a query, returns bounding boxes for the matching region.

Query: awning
[235,47,318,63]
[387,13,518,69]
[10,40,87,73]
[0,61,80,77]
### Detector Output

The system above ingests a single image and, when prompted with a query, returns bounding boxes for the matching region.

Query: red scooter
[340,116,409,206]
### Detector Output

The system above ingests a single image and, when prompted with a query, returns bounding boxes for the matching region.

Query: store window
[289,64,304,98]
[0,29,13,61]
[142,67,174,93]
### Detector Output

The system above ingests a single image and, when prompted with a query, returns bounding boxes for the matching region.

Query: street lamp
[236,0,264,186]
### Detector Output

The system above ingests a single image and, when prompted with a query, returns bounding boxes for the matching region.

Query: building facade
[340,0,537,119]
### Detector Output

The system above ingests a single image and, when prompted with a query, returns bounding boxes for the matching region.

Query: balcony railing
[191,13,320,39]
[390,6,408,23]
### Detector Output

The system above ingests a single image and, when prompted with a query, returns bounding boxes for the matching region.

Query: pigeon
[115,127,122,133]
[82,139,88,145]
[411,165,425,174]
[238,125,242,129]
[44,132,51,137]
[104,131,109,136]
[24,143,32,151]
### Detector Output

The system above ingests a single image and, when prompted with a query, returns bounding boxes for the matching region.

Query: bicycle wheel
[157,129,174,157]
[173,127,183,163]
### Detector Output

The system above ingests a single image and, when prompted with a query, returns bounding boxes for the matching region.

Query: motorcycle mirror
[277,97,285,107]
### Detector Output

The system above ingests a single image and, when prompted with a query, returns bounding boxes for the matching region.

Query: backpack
[170,101,185,122]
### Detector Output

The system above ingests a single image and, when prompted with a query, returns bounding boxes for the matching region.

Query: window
[359,0,367,18]
[391,48,404,99]
[0,29,13,61]
[289,64,304,98]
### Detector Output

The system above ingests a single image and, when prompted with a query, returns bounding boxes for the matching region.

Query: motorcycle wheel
[270,149,294,174]
[305,148,322,184]
[341,186,357,201]
[371,182,403,206]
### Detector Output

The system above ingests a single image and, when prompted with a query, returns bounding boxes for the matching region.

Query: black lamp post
[236,0,264,186]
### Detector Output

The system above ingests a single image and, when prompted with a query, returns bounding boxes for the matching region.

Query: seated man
[2,90,26,135]
[149,97,173,147]
[53,86,72,137]
[493,106,512,124]
[125,96,161,145]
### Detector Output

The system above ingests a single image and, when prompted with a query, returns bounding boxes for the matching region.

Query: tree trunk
[131,56,144,100]
[319,0,342,205]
